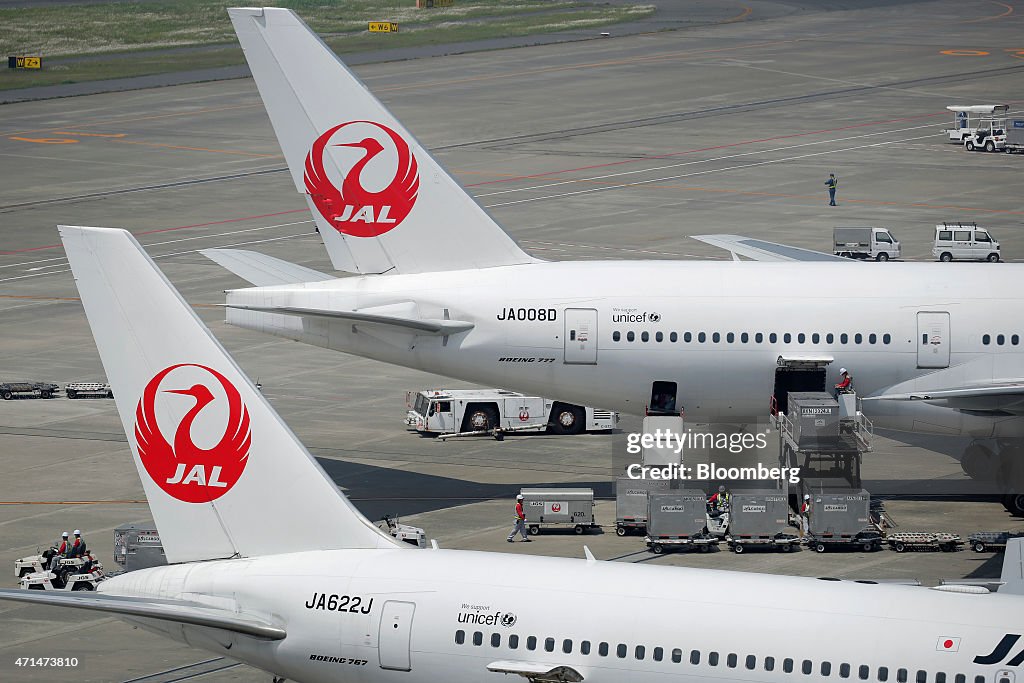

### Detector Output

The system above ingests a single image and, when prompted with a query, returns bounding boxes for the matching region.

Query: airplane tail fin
[59,226,396,563]
[228,7,536,275]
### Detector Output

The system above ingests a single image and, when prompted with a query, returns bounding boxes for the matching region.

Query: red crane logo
[134,364,251,503]
[304,120,420,238]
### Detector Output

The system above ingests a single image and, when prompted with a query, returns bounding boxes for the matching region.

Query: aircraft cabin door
[564,308,598,365]
[378,600,415,671]
[917,312,950,369]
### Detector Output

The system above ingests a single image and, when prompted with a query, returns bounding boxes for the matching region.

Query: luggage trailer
[726,490,801,554]
[614,477,672,536]
[520,488,598,535]
[645,491,720,554]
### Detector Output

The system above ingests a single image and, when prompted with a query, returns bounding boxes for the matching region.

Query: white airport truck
[406,389,617,437]
[933,223,1001,262]
[943,104,1008,142]
[832,227,901,261]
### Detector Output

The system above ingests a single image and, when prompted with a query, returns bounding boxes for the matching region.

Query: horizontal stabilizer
[0,588,285,640]
[201,248,333,286]
[224,303,474,336]
[487,660,584,682]
[693,234,850,262]
[865,383,1024,415]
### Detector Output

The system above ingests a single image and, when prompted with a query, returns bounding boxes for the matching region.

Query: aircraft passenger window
[627,331,635,342]
[509,635,519,649]
[684,332,692,342]
[859,664,869,679]
[727,653,737,668]
[983,334,991,345]
[934,673,945,683]
[821,661,831,675]
[784,333,792,343]
[713,332,721,343]
[883,334,891,344]
[869,333,877,344]
[545,638,555,652]
[670,332,678,342]
[580,641,590,655]
[798,333,806,343]
[878,666,889,680]
[635,645,645,660]
[699,332,707,343]
[742,332,749,343]
[613,331,621,342]
[598,642,609,656]
[953,675,964,683]
[783,659,793,673]
[897,668,908,682]
[855,333,863,344]
[562,639,572,654]
[727,332,735,343]
[1014,334,1020,345]
[827,333,834,343]
[841,333,849,344]
[617,644,627,658]
[998,334,1005,345]
[642,331,650,342]
[653,647,663,661]
[455,630,465,644]
[974,677,984,683]
[689,650,698,664]
[813,333,820,344]
[756,333,764,343]
[746,655,756,669]
[770,333,778,343]
[491,633,501,647]
[916,671,926,683]
[527,636,537,651]
[765,656,775,671]
[672,648,683,663]
[473,632,483,646]
[802,660,813,675]
[839,662,850,677]
[709,652,719,666]
[656,331,664,342]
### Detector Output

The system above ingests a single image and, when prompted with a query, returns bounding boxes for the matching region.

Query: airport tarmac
[1,0,1024,680]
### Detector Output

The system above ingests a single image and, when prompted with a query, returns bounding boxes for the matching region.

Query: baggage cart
[615,477,672,536]
[806,489,882,552]
[113,523,167,572]
[887,532,963,553]
[645,491,719,554]
[727,490,800,553]
[520,488,597,535]
[968,531,1024,553]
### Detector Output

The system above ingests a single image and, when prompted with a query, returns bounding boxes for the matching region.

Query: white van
[933,223,1001,263]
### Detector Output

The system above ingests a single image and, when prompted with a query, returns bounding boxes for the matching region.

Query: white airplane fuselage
[106,548,1024,683]
[226,260,1024,438]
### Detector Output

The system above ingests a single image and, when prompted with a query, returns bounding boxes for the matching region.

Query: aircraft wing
[224,303,474,336]
[201,248,334,286]
[0,589,286,640]
[692,234,850,262]
[865,383,1024,415]
[1000,539,1024,595]
[487,660,584,682]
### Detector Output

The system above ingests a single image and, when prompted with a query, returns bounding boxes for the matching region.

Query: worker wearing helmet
[69,529,87,558]
[49,532,69,570]
[800,494,813,537]
[834,368,853,397]
[708,485,730,513]
[825,173,838,206]
[506,494,531,543]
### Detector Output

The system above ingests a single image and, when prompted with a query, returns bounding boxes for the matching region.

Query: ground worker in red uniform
[506,494,532,543]
[49,531,69,570]
[800,494,813,537]
[834,367,853,398]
